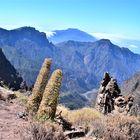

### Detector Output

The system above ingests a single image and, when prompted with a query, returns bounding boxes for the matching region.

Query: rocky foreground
[0,87,91,140]
[0,87,27,140]
[0,100,28,140]
[0,86,140,140]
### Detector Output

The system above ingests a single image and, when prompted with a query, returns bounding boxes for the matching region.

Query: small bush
[57,106,102,127]
[15,91,28,105]
[20,122,67,140]
[57,105,70,118]
[88,115,140,140]
[69,108,102,127]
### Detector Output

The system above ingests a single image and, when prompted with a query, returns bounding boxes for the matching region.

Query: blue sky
[0,0,140,52]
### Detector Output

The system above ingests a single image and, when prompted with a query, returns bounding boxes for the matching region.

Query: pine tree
[37,69,63,121]
[27,58,52,113]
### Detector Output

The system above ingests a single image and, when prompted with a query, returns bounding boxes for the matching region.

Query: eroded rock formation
[95,72,134,115]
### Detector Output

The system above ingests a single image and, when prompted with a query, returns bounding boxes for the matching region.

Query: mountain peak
[48,28,96,43]
[98,39,112,45]
[66,28,77,30]
[0,27,8,32]
[10,26,46,37]
[99,39,111,42]
[11,26,36,31]
[66,28,83,31]
[92,39,115,50]
[0,26,50,47]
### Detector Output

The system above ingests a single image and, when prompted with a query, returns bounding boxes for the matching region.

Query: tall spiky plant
[37,69,63,121]
[27,58,52,113]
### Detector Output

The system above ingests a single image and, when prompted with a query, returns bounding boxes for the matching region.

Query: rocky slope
[121,71,140,107]
[0,48,23,90]
[56,39,140,91]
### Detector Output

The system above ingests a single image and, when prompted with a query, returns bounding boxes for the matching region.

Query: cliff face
[0,27,55,85]
[0,48,23,90]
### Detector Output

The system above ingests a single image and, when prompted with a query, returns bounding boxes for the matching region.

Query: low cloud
[90,32,131,42]
[45,31,56,38]
[129,44,138,48]
[90,32,140,53]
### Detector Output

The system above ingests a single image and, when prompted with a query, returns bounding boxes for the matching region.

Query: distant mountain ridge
[0,26,140,108]
[47,28,96,44]
[0,27,50,46]
[55,39,140,92]
[0,27,55,85]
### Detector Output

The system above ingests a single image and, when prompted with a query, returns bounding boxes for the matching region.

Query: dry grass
[88,115,140,140]
[57,105,102,127]
[20,121,66,140]
[57,106,140,139]
[15,91,28,105]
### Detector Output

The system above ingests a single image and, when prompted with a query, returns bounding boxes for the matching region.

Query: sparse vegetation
[57,105,102,127]
[26,106,140,140]
[87,115,140,140]
[15,91,28,105]
[20,62,140,139]
[20,122,66,140]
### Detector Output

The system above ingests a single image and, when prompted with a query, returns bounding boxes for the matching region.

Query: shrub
[37,69,63,121]
[88,115,140,140]
[57,106,102,127]
[20,122,66,140]
[15,91,28,105]
[27,59,52,113]
[56,105,70,118]
[68,108,102,127]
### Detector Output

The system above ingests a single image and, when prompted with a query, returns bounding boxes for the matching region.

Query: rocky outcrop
[95,72,134,115]
[114,95,134,115]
